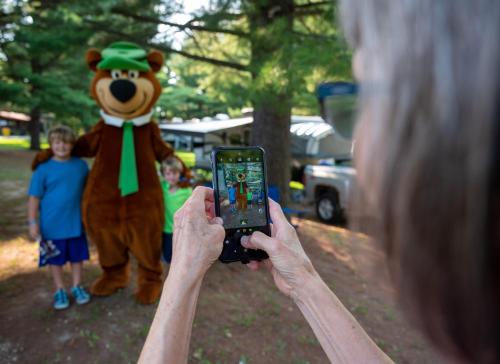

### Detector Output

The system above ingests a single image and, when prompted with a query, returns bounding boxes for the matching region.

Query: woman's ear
[147,49,164,72]
[86,49,102,72]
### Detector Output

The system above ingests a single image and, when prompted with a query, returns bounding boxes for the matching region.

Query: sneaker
[53,289,70,310]
[71,285,91,305]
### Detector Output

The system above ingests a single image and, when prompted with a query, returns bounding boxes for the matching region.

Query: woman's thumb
[241,231,275,253]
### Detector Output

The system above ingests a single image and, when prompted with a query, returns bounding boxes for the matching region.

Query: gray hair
[340,1,500,362]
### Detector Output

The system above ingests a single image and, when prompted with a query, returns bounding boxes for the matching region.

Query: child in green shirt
[161,157,192,263]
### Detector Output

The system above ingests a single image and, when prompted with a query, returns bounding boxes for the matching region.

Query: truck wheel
[316,193,341,224]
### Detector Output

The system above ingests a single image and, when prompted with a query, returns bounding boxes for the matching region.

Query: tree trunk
[29,54,42,150]
[252,97,291,205]
[29,107,41,150]
[249,0,294,206]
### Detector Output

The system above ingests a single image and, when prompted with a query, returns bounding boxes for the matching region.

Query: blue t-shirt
[28,157,88,240]
[228,186,236,202]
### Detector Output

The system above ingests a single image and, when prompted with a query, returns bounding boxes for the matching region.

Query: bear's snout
[110,79,136,103]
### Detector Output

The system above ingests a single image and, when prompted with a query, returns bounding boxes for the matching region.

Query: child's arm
[27,196,40,240]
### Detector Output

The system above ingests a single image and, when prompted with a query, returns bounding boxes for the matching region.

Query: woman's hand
[170,186,225,280]
[241,199,317,299]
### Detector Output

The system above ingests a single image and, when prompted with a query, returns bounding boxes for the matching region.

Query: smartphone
[211,146,271,263]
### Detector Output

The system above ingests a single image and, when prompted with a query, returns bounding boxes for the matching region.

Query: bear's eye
[111,70,122,79]
[128,70,139,79]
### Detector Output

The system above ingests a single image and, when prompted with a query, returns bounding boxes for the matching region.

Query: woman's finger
[181,186,215,220]
[242,231,279,254]
[270,223,275,237]
[268,199,289,230]
[209,216,223,226]
[192,186,215,203]
[204,200,216,219]
[240,235,256,249]
[246,260,261,271]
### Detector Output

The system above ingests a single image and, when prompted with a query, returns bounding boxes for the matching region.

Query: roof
[291,115,324,124]
[0,111,31,122]
[159,117,252,136]
[290,122,333,139]
[159,115,328,138]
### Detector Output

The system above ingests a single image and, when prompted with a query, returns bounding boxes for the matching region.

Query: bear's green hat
[97,41,150,72]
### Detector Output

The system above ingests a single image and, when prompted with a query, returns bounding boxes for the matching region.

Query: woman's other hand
[241,199,316,298]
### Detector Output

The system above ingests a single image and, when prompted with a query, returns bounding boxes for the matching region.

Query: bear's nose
[110,79,136,103]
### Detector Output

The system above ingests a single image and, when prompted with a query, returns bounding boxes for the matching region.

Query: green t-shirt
[161,180,192,233]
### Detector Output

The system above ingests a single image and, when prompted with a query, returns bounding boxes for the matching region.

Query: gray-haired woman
[139,1,500,363]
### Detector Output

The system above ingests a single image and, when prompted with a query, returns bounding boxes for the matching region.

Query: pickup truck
[302,161,356,224]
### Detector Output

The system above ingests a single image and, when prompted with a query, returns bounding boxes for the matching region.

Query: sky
[159,0,211,49]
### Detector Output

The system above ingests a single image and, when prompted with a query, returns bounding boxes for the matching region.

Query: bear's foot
[135,281,162,305]
[90,275,128,296]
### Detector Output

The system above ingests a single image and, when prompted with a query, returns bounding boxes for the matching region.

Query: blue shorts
[162,232,173,263]
[39,235,90,267]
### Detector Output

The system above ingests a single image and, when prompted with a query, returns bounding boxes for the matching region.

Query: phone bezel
[211,146,271,263]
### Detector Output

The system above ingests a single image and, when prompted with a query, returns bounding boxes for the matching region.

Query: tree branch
[112,7,249,38]
[83,19,249,73]
[294,1,331,9]
[184,11,244,26]
[292,30,335,41]
[155,43,249,73]
[295,9,327,17]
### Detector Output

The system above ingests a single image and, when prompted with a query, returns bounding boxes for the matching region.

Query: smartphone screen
[214,149,268,229]
[212,147,270,263]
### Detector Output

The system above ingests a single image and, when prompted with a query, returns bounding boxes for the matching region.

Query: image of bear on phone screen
[216,160,266,228]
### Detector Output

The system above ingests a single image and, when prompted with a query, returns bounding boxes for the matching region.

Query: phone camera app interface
[216,151,267,229]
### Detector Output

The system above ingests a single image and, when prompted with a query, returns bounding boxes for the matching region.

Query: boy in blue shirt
[27,125,91,310]
[228,185,237,213]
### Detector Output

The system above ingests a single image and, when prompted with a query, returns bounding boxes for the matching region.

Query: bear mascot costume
[233,171,249,211]
[32,41,179,304]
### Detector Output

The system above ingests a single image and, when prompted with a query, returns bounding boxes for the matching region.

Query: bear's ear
[147,49,164,72]
[86,49,102,72]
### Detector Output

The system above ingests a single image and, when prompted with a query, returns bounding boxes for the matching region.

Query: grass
[0,137,197,173]
[0,167,31,182]
[351,304,369,316]
[298,335,320,346]
[0,136,49,150]
[80,329,101,348]
[235,313,257,327]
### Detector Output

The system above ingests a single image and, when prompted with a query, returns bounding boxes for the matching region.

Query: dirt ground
[0,149,443,364]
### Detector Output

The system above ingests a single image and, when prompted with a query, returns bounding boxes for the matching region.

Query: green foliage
[0,0,171,135]
[0,1,98,132]
[160,0,352,119]
[0,0,352,163]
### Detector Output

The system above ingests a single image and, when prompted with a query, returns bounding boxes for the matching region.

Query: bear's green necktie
[119,121,138,196]
[239,182,243,194]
